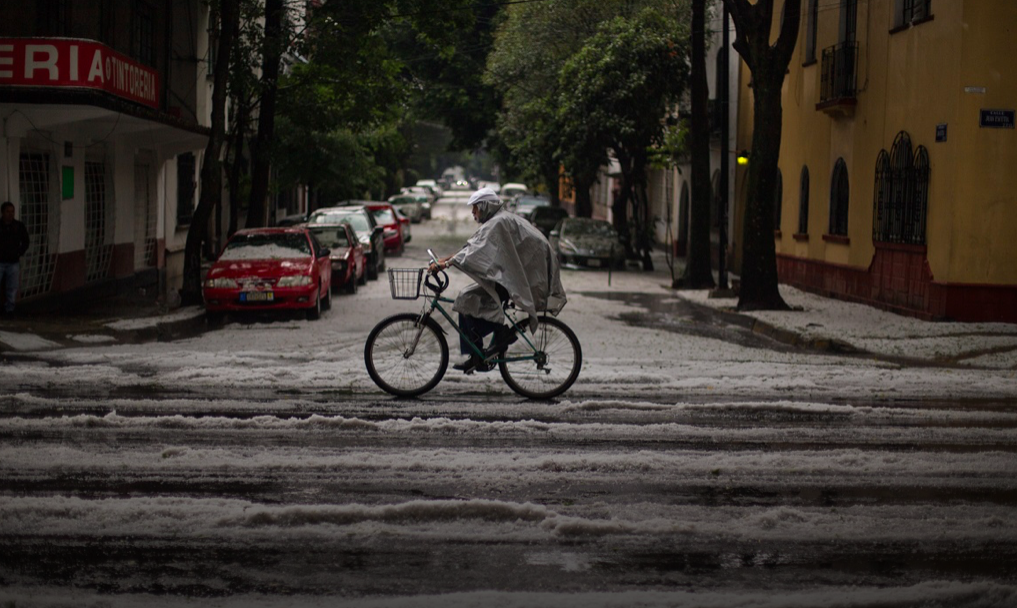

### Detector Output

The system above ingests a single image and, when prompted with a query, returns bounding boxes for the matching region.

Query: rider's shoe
[453,355,481,373]
[484,326,518,357]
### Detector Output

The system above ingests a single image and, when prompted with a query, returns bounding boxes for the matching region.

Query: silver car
[550,217,626,269]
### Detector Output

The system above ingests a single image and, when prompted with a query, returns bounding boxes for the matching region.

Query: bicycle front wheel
[499,316,581,400]
[365,313,448,397]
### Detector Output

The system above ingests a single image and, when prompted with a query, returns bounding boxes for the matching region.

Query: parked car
[364,202,406,254]
[388,194,423,223]
[306,222,365,294]
[501,182,528,200]
[529,206,570,237]
[307,206,385,280]
[202,227,332,322]
[394,207,412,244]
[275,213,307,227]
[509,194,550,220]
[400,187,434,219]
[549,217,626,269]
[415,179,443,199]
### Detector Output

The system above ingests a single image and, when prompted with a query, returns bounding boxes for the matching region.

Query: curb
[676,295,867,356]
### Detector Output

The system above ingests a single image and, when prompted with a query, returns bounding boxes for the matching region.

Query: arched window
[773,168,784,232]
[873,131,929,244]
[798,166,810,234]
[829,159,849,236]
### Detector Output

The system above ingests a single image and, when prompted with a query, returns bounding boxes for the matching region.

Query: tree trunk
[678,0,716,289]
[245,0,284,229]
[180,0,238,306]
[725,0,798,311]
[737,79,788,310]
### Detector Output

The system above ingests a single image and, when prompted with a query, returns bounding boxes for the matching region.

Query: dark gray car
[307,206,386,280]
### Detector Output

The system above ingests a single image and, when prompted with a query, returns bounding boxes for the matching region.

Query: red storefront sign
[0,38,159,109]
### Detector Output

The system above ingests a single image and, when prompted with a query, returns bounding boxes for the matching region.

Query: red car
[306,222,366,294]
[202,227,332,322]
[364,202,405,254]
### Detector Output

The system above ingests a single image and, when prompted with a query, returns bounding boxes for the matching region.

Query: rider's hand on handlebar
[428,262,442,275]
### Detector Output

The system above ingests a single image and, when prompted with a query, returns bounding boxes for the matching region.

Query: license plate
[587,258,602,268]
[241,291,274,302]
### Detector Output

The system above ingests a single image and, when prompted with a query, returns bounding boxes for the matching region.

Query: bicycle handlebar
[424,268,449,294]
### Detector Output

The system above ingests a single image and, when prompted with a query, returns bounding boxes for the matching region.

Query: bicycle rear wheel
[365,313,448,397]
[499,316,581,399]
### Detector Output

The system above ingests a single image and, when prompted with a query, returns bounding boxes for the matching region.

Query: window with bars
[872,131,929,245]
[134,163,157,268]
[798,166,810,235]
[132,0,155,66]
[36,0,69,36]
[829,159,850,237]
[85,161,113,283]
[176,153,196,225]
[17,153,57,299]
[895,0,933,28]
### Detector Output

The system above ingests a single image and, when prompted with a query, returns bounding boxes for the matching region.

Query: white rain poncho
[449,189,566,330]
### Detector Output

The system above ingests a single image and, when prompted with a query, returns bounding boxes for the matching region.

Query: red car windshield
[220,233,311,260]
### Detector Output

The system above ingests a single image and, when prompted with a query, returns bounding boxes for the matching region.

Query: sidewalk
[677,284,1017,369]
[0,296,206,353]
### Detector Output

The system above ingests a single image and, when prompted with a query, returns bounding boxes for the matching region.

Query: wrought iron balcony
[818,41,859,115]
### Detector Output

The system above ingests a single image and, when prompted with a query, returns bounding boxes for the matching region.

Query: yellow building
[735,0,1017,322]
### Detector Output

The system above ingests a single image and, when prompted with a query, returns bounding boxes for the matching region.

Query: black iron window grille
[829,159,849,236]
[895,0,932,28]
[820,41,859,103]
[872,131,929,245]
[798,166,810,234]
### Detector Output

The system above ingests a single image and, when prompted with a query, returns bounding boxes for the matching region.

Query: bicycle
[364,249,582,399]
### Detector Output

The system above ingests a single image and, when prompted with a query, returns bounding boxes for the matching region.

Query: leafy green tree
[486,0,622,199]
[556,9,690,268]
[724,0,798,310]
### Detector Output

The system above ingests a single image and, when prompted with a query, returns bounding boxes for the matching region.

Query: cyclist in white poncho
[429,187,566,372]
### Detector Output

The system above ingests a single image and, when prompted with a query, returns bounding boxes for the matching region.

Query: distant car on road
[500,182,528,200]
[306,222,366,294]
[509,194,550,220]
[550,217,626,269]
[307,206,385,280]
[529,206,570,238]
[202,227,332,322]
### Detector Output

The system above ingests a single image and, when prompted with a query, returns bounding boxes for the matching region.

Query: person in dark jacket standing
[0,201,30,314]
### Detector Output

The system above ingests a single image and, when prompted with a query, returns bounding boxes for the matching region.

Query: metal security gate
[84,160,113,283]
[133,162,157,268]
[17,152,57,298]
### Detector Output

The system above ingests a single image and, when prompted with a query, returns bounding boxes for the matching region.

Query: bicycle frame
[411,277,538,367]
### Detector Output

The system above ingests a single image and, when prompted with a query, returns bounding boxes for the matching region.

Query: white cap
[467,187,500,206]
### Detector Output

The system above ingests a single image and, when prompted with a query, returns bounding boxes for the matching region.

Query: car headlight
[332,259,348,272]
[204,277,237,289]
[383,228,399,238]
[277,275,312,287]
[558,240,579,254]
